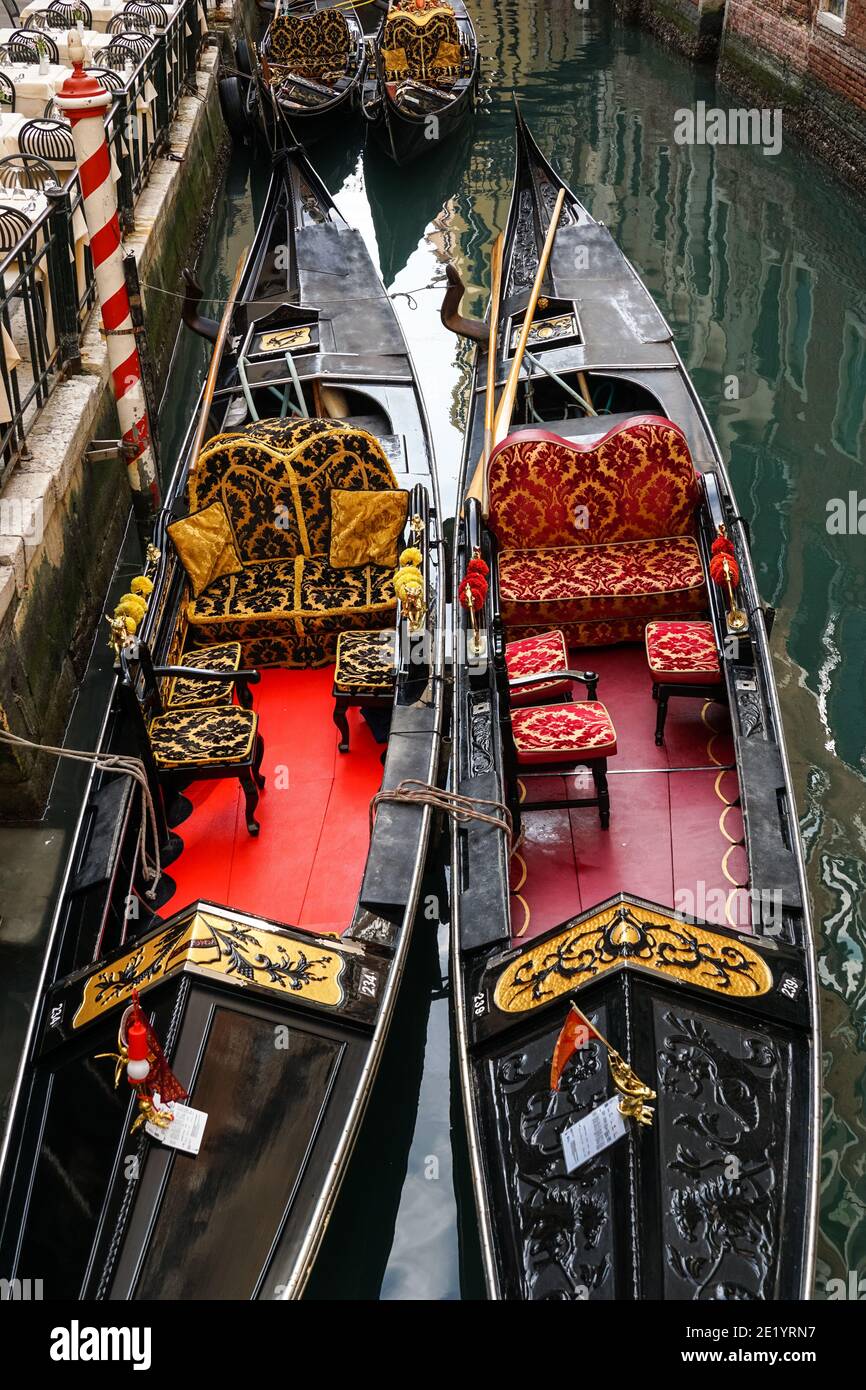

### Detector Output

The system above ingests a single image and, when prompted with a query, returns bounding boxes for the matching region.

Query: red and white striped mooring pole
[56,34,161,519]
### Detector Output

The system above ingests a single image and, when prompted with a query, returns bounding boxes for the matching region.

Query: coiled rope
[0,729,162,897]
[370,778,514,854]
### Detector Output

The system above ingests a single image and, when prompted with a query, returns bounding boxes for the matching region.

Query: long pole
[189,249,249,465]
[56,36,160,524]
[465,232,504,508]
[491,187,565,449]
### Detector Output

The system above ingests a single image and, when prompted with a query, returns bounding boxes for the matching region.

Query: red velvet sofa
[485,415,708,647]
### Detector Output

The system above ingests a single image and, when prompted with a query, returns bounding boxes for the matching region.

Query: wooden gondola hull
[0,145,444,1300]
[365,70,477,166]
[361,0,479,167]
[449,110,820,1302]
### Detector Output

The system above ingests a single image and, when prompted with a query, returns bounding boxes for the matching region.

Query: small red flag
[550,1004,602,1091]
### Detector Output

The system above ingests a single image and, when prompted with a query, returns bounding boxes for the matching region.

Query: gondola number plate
[359,969,378,999]
[561,1096,628,1173]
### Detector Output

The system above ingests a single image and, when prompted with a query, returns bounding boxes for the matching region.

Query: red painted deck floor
[158,668,384,935]
[510,644,751,943]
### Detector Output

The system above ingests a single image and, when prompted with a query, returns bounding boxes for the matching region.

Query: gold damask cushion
[168,503,243,598]
[329,488,409,569]
[167,642,243,710]
[149,706,257,770]
[334,630,396,693]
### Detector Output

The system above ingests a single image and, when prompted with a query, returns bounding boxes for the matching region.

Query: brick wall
[718,1,866,189]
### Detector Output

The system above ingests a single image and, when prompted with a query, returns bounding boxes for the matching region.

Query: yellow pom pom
[115,593,147,623]
[399,546,422,568]
[130,575,153,597]
[393,565,423,604]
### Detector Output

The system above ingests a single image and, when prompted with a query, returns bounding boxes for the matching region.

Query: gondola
[442,108,820,1301]
[361,0,479,166]
[220,0,367,149]
[0,136,444,1301]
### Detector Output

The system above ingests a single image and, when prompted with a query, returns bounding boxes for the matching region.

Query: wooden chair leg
[333,699,350,752]
[240,768,260,836]
[253,732,266,788]
[654,691,669,746]
[236,677,254,710]
[591,759,610,830]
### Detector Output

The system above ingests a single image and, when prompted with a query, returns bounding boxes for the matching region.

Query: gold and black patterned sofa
[178,418,400,669]
[381,2,462,84]
[263,9,351,82]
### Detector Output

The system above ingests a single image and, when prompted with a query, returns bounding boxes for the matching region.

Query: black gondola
[443,108,820,1301]
[362,0,479,166]
[221,0,367,148]
[0,140,444,1300]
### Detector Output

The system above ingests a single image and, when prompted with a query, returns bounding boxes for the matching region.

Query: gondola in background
[362,0,479,166]
[220,0,368,148]
[0,112,445,1301]
[442,107,820,1302]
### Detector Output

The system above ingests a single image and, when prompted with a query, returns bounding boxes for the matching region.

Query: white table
[20,0,185,34]
[0,27,113,66]
[0,60,73,116]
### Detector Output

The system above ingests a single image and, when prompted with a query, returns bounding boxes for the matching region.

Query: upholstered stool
[511,699,617,829]
[645,620,723,746]
[332,630,395,752]
[505,629,571,706]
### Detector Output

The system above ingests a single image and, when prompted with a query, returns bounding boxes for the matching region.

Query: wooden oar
[491,186,565,449]
[189,248,249,466]
[465,232,504,507]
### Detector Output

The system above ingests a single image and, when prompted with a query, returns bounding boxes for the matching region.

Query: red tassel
[710,554,740,588]
[129,990,188,1106]
[466,556,489,578]
[458,575,488,610]
[711,535,735,557]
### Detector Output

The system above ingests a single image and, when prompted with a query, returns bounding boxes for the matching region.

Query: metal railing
[0,0,205,485]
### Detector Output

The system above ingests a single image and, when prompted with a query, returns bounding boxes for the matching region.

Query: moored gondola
[0,138,444,1300]
[443,108,820,1301]
[362,0,479,166]
[220,0,367,148]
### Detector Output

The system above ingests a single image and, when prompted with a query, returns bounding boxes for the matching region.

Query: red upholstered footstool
[505,629,571,706]
[511,699,617,829]
[645,620,723,746]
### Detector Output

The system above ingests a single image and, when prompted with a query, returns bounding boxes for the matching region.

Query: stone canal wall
[619,1,866,194]
[0,26,238,821]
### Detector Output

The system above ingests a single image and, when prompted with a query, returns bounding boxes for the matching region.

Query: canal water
[2,0,865,1299]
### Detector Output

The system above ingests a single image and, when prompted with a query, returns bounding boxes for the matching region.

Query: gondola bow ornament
[550,1003,656,1126]
[97,989,188,1134]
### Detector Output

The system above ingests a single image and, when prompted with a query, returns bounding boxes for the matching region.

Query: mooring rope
[137,277,448,310]
[0,728,162,897]
[370,778,514,854]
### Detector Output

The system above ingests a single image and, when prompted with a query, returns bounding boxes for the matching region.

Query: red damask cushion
[486,417,700,552]
[645,619,722,685]
[512,701,617,764]
[498,536,706,630]
[505,629,570,706]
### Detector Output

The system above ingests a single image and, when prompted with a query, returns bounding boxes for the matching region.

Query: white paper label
[146,1100,208,1155]
[561,1095,628,1172]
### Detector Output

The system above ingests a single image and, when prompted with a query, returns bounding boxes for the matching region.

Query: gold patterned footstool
[332,630,396,752]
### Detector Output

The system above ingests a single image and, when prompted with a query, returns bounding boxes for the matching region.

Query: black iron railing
[0,0,205,485]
